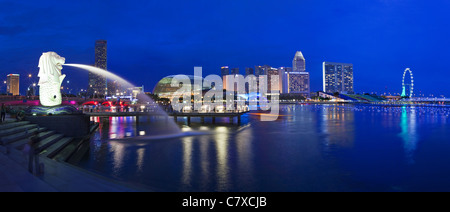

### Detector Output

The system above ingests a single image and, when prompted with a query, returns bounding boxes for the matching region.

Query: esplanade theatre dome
[153,75,213,99]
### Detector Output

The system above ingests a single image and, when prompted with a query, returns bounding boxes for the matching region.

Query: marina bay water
[78,104,450,191]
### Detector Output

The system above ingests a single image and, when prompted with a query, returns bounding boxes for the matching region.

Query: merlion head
[38,52,65,80]
[38,52,66,107]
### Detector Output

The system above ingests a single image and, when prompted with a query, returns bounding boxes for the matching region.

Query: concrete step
[43,137,74,159]
[67,139,90,165]
[1,127,48,145]
[0,121,30,131]
[52,138,83,162]
[0,124,39,137]
[36,134,64,153]
[89,123,99,133]
[11,130,55,150]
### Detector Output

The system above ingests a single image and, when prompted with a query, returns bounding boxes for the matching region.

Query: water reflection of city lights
[111,142,125,177]
[199,126,209,131]
[181,127,192,132]
[136,148,145,172]
[216,126,228,133]
[110,133,117,139]
[215,129,229,191]
[182,137,193,186]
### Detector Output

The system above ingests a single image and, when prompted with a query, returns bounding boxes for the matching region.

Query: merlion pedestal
[38,52,66,106]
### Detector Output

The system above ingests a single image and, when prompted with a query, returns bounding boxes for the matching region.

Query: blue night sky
[1,0,449,97]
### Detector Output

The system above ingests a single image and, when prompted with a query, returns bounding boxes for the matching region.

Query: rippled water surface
[79,104,450,191]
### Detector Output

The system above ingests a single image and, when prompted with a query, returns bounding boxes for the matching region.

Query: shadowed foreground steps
[0,120,153,192]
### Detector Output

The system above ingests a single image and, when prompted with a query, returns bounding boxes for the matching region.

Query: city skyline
[1,1,450,97]
[2,0,450,195]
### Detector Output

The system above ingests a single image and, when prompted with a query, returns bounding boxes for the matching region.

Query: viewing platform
[168,111,248,124]
[83,110,249,125]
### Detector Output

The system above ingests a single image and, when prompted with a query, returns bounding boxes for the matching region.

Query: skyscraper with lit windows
[230,68,239,76]
[293,51,305,72]
[286,51,310,97]
[245,67,254,76]
[284,72,310,95]
[221,66,229,90]
[267,67,281,93]
[322,62,353,94]
[6,74,19,96]
[89,40,107,96]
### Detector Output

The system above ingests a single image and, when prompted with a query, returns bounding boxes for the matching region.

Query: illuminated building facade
[221,66,229,90]
[293,51,305,72]
[284,51,310,97]
[284,72,310,96]
[89,40,107,96]
[267,67,281,93]
[323,62,354,94]
[245,67,254,76]
[153,75,212,100]
[7,74,20,96]
[230,68,239,76]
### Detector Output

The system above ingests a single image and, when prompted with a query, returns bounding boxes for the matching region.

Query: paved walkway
[0,152,56,192]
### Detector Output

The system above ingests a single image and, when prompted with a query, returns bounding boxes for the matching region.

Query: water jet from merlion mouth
[63,63,182,138]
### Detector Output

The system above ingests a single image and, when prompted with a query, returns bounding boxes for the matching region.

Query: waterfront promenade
[0,145,56,192]
[84,110,249,125]
[0,116,151,192]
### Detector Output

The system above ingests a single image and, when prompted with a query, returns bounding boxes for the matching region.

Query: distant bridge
[408,97,450,102]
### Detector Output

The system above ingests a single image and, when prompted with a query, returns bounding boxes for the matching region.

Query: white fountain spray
[63,63,186,139]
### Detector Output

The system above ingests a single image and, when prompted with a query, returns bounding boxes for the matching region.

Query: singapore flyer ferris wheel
[401,68,414,97]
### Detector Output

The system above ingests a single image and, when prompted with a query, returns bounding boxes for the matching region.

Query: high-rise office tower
[228,68,241,91]
[254,65,271,76]
[254,66,264,77]
[6,74,19,96]
[245,67,254,76]
[279,67,292,94]
[322,62,354,94]
[221,66,229,90]
[286,51,310,97]
[293,51,305,72]
[284,72,310,95]
[230,67,239,76]
[267,67,282,93]
[89,40,107,96]
[244,67,254,93]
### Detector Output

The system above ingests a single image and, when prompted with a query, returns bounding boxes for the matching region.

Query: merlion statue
[38,52,66,106]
